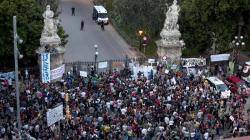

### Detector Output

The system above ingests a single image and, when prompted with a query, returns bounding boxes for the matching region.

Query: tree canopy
[0,0,43,58]
[0,0,67,69]
[100,0,249,56]
[180,0,249,56]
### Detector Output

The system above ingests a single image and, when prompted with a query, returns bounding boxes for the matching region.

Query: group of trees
[98,0,249,56]
[0,0,67,69]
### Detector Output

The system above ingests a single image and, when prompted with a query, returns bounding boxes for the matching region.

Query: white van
[206,76,231,98]
[92,5,109,24]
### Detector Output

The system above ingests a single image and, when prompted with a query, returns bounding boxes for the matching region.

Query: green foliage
[58,26,69,47]
[0,0,68,68]
[104,0,249,57]
[180,0,249,57]
[0,0,43,58]
[107,0,169,56]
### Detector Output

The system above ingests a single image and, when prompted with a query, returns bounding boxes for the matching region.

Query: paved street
[59,0,137,63]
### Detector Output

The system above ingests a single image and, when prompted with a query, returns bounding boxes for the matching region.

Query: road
[59,0,137,63]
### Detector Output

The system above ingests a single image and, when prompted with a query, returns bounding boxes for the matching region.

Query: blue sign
[41,53,51,83]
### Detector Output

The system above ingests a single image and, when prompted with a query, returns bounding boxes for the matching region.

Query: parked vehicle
[242,61,250,87]
[225,75,250,96]
[92,5,109,24]
[206,76,231,98]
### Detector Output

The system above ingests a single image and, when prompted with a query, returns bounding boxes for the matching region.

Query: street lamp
[94,44,98,74]
[138,30,143,51]
[232,35,245,73]
[142,36,148,54]
[13,16,23,137]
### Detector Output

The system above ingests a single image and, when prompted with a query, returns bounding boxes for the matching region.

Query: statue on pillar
[40,5,61,50]
[36,5,65,82]
[156,0,184,63]
[163,0,180,31]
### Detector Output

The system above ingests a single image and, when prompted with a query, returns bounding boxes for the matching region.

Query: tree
[180,0,249,56]
[105,0,249,56]
[110,0,169,46]
[0,0,43,60]
[0,0,68,69]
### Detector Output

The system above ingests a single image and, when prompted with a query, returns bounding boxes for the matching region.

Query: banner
[210,54,230,62]
[112,61,124,69]
[46,104,63,126]
[181,58,206,67]
[148,59,155,64]
[80,71,87,77]
[0,71,14,80]
[50,64,65,81]
[98,61,108,69]
[41,53,51,83]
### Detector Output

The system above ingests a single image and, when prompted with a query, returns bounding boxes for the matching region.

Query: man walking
[71,7,75,16]
[81,20,84,31]
[101,21,104,30]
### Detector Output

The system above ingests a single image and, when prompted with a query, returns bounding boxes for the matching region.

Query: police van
[206,76,231,98]
[92,5,109,24]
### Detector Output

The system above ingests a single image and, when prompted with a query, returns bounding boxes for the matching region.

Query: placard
[80,71,87,77]
[181,58,206,67]
[98,61,108,69]
[41,53,51,83]
[50,64,65,80]
[112,61,124,69]
[210,54,230,62]
[148,59,155,64]
[0,71,14,80]
[46,104,63,126]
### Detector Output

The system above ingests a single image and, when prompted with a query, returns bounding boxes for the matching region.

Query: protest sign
[0,71,14,80]
[46,104,63,126]
[181,58,206,67]
[98,61,108,69]
[80,71,87,77]
[112,61,124,70]
[50,64,65,80]
[148,59,155,64]
[210,54,230,62]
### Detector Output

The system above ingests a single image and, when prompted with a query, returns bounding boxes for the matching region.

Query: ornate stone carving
[36,5,65,81]
[40,5,61,48]
[156,0,184,63]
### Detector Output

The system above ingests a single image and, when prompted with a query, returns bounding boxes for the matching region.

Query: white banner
[210,54,230,62]
[148,59,155,64]
[98,61,108,69]
[50,64,65,80]
[181,58,206,67]
[41,53,51,83]
[46,104,63,126]
[80,71,87,77]
[0,71,14,80]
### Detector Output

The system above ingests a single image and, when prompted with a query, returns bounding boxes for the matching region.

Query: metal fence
[64,57,147,74]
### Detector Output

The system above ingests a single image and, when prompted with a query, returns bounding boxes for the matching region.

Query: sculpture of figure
[164,0,180,31]
[42,5,57,37]
[210,32,217,54]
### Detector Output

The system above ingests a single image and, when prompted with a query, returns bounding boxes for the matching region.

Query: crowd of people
[0,65,250,140]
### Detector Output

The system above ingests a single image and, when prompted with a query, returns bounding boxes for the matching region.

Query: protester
[0,64,249,139]
[81,20,84,31]
[71,7,75,16]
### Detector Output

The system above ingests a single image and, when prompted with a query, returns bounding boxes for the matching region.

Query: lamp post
[13,16,23,137]
[232,35,245,73]
[94,44,98,74]
[138,30,143,51]
[142,36,148,54]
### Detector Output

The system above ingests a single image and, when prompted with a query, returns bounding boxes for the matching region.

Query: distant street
[59,0,137,63]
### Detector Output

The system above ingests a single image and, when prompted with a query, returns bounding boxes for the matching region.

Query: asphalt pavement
[59,0,137,63]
